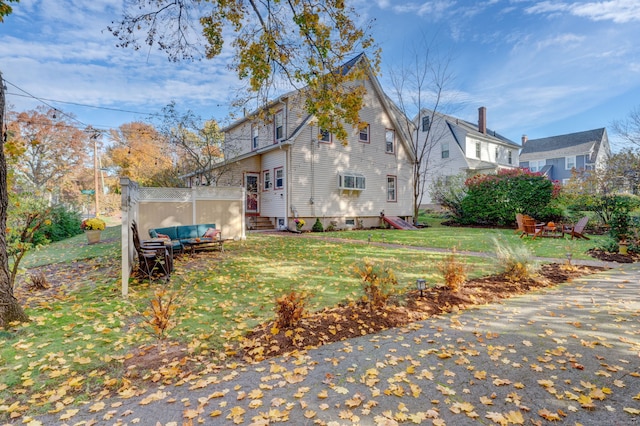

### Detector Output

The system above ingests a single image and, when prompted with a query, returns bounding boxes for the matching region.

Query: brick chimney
[478,106,487,134]
[521,135,528,145]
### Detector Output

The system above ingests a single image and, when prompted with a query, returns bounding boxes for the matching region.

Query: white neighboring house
[414,107,520,205]
[185,54,416,231]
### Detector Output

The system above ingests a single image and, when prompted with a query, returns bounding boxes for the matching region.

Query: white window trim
[274,167,284,189]
[274,110,284,143]
[319,128,331,143]
[565,156,576,170]
[338,172,366,191]
[252,125,259,150]
[359,124,369,143]
[529,159,545,172]
[387,175,397,202]
[441,142,449,159]
[385,129,395,154]
[263,170,272,191]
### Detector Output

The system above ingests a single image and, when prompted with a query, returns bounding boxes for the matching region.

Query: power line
[6,91,159,116]
[3,79,89,129]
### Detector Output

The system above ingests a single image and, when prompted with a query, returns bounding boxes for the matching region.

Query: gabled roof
[222,53,416,163]
[519,128,607,163]
[417,109,520,150]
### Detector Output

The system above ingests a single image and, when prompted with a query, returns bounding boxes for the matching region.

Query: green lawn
[0,219,608,419]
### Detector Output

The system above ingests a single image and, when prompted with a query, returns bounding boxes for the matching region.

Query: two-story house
[519,128,611,184]
[188,54,416,231]
[415,107,520,205]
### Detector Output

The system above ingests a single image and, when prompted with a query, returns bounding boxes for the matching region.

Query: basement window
[338,172,366,190]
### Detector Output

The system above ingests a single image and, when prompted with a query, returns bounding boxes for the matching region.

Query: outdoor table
[182,237,224,255]
[540,224,564,238]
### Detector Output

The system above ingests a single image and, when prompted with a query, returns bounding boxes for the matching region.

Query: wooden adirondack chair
[515,213,526,237]
[563,216,589,240]
[522,216,543,239]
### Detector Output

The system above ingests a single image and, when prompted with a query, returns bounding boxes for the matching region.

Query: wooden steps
[247,216,275,230]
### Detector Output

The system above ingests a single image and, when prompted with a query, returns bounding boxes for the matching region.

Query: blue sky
[1,0,639,150]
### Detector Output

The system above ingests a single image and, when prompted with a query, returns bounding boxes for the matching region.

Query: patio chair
[131,222,173,280]
[563,216,590,240]
[515,213,526,236]
[522,216,543,239]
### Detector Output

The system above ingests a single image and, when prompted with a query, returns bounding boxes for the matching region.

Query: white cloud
[526,0,640,23]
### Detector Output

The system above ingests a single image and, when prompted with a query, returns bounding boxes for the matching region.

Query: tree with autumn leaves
[109,0,380,144]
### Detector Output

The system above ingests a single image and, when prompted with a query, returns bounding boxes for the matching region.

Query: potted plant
[294,218,305,232]
[81,217,106,244]
[609,210,630,255]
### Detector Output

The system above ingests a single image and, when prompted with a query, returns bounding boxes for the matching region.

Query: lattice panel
[139,187,192,201]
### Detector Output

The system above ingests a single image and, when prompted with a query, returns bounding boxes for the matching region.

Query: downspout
[310,122,316,218]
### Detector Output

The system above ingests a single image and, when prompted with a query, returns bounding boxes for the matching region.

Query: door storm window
[385,129,395,153]
[263,170,271,190]
[387,176,397,202]
[275,167,284,189]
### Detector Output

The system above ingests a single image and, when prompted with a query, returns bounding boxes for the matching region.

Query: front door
[245,173,259,214]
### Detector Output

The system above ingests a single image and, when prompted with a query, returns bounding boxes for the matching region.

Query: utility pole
[92,132,100,217]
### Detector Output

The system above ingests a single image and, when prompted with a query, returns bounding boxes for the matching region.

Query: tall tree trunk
[0,71,29,327]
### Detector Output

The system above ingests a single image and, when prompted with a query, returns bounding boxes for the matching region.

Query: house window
[387,176,397,202]
[495,146,499,161]
[263,170,271,190]
[338,172,366,190]
[562,178,571,185]
[441,142,449,159]
[359,124,369,143]
[421,116,430,132]
[475,142,481,159]
[385,129,395,153]
[508,151,512,165]
[529,160,545,172]
[319,128,331,143]
[565,156,576,170]
[274,110,284,142]
[274,167,284,189]
[252,125,259,150]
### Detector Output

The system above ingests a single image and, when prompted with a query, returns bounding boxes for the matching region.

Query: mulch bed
[239,263,608,362]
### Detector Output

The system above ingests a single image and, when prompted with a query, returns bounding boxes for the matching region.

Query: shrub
[142,286,181,342]
[492,237,539,281]
[437,249,467,292]
[461,169,555,226]
[274,291,307,329]
[27,271,49,290]
[312,218,324,232]
[39,205,83,242]
[353,258,399,309]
